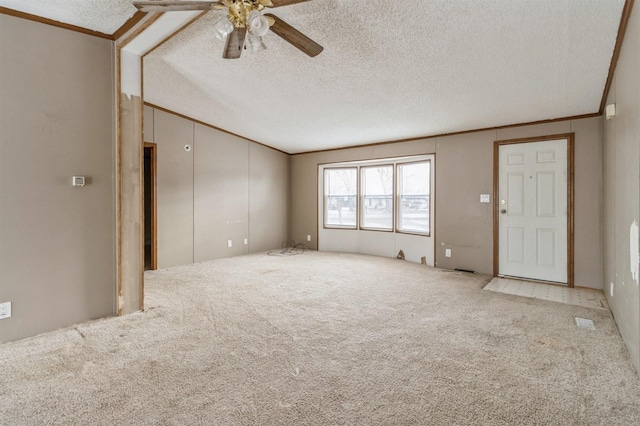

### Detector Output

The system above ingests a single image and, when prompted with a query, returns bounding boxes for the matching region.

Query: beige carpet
[1,251,639,425]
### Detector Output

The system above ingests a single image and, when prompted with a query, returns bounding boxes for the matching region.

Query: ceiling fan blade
[132,1,224,12]
[267,0,311,7]
[264,13,323,57]
[223,27,247,59]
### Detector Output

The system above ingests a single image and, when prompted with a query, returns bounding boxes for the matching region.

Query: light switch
[480,194,490,203]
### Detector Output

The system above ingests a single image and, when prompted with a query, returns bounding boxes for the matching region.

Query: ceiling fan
[132,0,323,59]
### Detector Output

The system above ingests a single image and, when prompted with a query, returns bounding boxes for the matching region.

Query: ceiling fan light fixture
[213,15,234,41]
[133,1,324,58]
[247,33,268,52]
[247,10,270,37]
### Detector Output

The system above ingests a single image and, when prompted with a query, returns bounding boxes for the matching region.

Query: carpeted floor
[1,251,639,425]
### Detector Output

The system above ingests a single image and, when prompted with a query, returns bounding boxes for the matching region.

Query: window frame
[320,155,433,237]
[359,164,395,232]
[323,167,358,230]
[396,159,432,237]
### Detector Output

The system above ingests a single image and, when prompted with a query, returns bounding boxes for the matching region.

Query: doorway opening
[144,142,157,271]
[493,134,574,287]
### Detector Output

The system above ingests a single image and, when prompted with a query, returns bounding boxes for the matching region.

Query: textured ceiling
[144,0,625,153]
[0,0,136,34]
[0,1,627,153]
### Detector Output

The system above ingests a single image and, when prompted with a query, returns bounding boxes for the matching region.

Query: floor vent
[575,317,596,331]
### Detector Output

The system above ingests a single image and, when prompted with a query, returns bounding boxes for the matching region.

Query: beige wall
[194,124,249,261]
[603,1,640,372]
[290,116,603,288]
[144,107,289,267]
[249,143,290,253]
[0,15,116,342]
[434,131,494,273]
[153,109,195,268]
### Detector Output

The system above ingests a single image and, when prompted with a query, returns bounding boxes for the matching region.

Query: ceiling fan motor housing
[133,0,322,58]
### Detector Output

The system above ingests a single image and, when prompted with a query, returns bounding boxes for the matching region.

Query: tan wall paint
[250,143,290,253]
[571,118,605,289]
[154,110,195,268]
[194,124,249,260]
[0,15,116,342]
[290,117,603,288]
[494,121,571,141]
[434,131,495,273]
[145,107,289,267]
[603,1,640,372]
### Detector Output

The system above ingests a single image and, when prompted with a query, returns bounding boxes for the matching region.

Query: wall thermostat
[72,176,86,187]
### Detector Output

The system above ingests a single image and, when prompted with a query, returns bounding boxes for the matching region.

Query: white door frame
[493,134,575,287]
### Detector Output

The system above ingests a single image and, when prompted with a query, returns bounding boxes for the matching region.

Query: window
[324,168,357,228]
[321,156,432,235]
[397,161,430,235]
[361,165,394,231]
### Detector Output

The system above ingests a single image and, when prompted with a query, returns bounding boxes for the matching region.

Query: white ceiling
[0,0,137,34]
[1,1,627,153]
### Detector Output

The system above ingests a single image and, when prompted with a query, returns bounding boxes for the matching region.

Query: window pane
[361,165,393,230]
[398,162,430,234]
[324,168,357,228]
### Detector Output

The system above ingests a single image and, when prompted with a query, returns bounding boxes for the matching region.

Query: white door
[498,139,568,284]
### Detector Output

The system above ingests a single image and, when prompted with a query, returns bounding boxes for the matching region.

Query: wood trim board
[143,102,290,156]
[294,113,599,156]
[112,11,147,40]
[144,143,158,271]
[116,47,123,316]
[142,12,207,58]
[0,6,112,39]
[600,0,636,113]
[117,12,164,47]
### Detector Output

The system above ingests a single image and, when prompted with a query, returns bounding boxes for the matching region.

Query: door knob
[500,209,507,214]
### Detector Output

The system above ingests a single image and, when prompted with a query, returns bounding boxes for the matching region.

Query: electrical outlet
[445,249,452,258]
[0,302,11,320]
[306,235,311,242]
[244,238,248,245]
[227,240,233,248]
[610,282,614,297]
